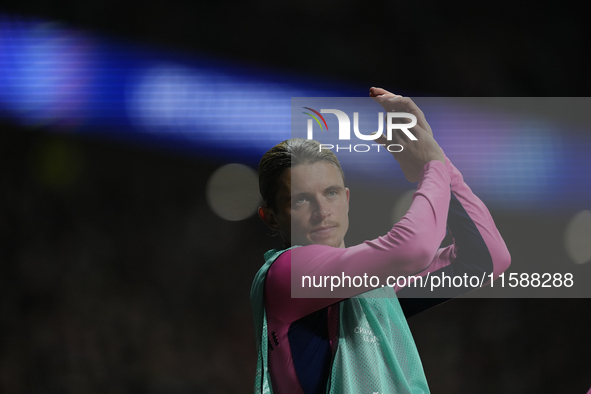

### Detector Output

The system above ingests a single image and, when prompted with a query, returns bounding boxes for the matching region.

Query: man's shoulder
[262,245,306,265]
[253,246,297,286]
[263,248,289,264]
[250,247,298,310]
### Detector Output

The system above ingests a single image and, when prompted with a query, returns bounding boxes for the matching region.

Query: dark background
[1,1,590,393]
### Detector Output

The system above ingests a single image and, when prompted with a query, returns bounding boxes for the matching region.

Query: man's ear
[345,187,350,212]
[258,205,279,230]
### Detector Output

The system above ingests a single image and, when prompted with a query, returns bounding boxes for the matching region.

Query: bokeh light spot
[564,210,591,265]
[206,163,260,221]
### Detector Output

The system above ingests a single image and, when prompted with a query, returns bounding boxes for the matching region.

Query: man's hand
[369,87,445,182]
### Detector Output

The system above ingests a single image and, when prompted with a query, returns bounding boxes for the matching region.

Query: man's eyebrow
[290,184,345,196]
[324,184,345,191]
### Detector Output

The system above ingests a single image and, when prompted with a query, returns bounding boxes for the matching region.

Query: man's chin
[308,237,344,248]
[291,237,343,248]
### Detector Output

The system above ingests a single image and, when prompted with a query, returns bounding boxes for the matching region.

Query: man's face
[274,161,350,248]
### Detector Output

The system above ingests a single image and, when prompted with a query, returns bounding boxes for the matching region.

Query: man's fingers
[370,87,434,137]
[370,87,401,106]
[372,94,402,110]
[387,97,423,116]
[385,97,432,136]
[370,91,423,119]
[369,87,393,97]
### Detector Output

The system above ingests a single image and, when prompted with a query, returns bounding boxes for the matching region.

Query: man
[251,87,511,393]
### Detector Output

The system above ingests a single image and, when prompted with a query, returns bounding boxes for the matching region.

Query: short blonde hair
[258,138,344,211]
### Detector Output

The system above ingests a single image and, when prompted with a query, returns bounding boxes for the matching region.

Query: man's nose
[312,199,331,220]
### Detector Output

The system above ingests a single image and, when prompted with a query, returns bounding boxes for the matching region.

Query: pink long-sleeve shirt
[259,158,511,393]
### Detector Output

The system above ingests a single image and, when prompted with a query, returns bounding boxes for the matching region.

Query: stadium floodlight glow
[1,15,591,212]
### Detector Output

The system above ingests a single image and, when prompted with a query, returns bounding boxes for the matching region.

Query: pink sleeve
[395,155,511,293]
[445,156,511,281]
[265,160,451,324]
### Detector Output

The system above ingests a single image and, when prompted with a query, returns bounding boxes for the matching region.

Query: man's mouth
[310,225,337,237]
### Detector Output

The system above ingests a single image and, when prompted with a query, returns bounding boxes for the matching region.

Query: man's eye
[327,189,338,197]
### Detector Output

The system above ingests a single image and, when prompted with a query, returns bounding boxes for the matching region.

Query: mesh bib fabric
[328,288,430,393]
[251,248,430,394]
[251,247,299,394]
